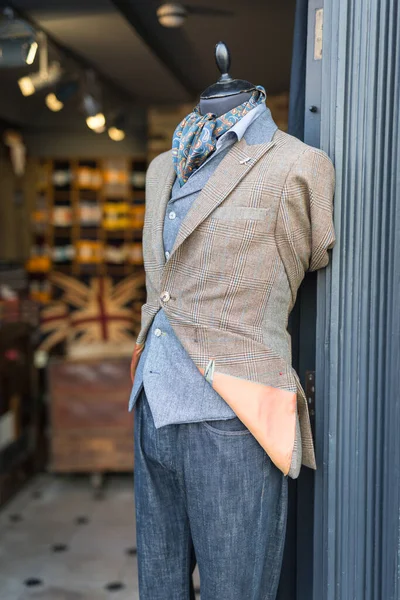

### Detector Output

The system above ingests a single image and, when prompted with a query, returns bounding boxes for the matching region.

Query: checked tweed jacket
[130,127,336,476]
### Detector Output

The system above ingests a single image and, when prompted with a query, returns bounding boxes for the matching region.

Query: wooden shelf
[29,156,148,303]
[53,189,73,197]
[104,229,128,238]
[53,263,74,274]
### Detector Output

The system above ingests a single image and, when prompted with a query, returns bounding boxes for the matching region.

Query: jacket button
[160,291,170,302]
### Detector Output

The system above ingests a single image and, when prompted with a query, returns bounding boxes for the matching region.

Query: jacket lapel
[152,134,277,268]
[169,136,276,260]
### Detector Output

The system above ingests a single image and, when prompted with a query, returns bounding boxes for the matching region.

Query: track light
[108,126,125,141]
[82,72,105,132]
[0,8,38,67]
[84,96,106,130]
[18,32,62,96]
[108,113,126,141]
[45,92,63,111]
[19,62,62,96]
[86,113,106,131]
[45,79,79,111]
[25,41,38,65]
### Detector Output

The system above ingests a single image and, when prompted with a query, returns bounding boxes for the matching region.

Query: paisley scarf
[172,85,266,186]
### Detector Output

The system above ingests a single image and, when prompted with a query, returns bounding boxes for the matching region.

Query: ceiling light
[17,32,62,96]
[45,79,79,111]
[18,61,62,96]
[18,75,35,96]
[0,8,38,67]
[83,92,101,118]
[108,113,126,141]
[45,92,63,111]
[82,72,106,132]
[86,113,106,131]
[157,3,187,27]
[25,40,37,65]
[108,126,125,141]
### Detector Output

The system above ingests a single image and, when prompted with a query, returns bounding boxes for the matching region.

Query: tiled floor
[0,474,201,600]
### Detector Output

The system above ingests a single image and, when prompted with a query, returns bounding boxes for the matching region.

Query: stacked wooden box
[48,356,134,473]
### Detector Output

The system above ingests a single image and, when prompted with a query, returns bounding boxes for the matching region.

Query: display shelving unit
[27,156,147,304]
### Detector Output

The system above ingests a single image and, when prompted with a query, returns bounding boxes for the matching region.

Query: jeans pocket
[202,416,252,436]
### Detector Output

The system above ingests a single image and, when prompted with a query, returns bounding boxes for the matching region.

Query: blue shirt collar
[216,101,267,148]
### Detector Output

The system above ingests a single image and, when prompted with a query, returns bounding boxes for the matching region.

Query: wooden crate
[47,356,134,473]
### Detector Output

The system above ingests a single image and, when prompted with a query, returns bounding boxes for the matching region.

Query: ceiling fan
[155,3,234,28]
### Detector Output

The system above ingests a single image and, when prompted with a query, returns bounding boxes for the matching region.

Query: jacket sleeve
[303,147,336,272]
[276,146,336,279]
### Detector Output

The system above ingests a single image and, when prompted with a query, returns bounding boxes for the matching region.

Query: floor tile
[1,475,140,600]
[1,473,203,600]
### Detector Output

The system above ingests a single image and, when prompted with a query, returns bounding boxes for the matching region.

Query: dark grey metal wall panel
[304,0,322,146]
[313,0,400,599]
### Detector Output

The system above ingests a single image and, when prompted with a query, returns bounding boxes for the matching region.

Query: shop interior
[0,1,300,598]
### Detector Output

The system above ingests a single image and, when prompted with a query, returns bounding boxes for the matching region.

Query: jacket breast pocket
[210,205,272,221]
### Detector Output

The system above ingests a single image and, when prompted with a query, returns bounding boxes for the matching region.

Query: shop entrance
[0,1,321,598]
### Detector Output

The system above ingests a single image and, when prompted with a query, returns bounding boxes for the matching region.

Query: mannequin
[128,40,334,600]
[199,41,254,116]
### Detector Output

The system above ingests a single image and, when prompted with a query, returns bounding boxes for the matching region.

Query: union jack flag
[39,272,145,353]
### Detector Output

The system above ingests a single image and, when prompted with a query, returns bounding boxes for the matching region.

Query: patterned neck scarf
[172,85,266,186]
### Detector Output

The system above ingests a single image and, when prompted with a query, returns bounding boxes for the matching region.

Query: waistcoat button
[160,291,170,302]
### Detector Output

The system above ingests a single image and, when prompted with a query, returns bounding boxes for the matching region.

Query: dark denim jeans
[133,387,288,600]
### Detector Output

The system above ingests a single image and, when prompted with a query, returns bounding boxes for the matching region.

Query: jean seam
[253,450,268,599]
[265,475,288,600]
[178,426,194,600]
